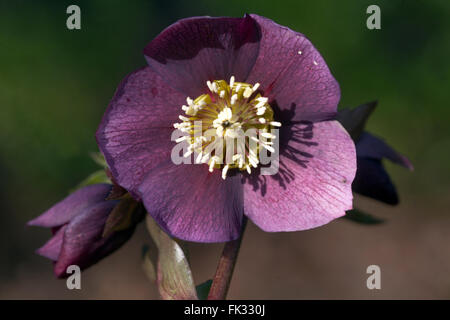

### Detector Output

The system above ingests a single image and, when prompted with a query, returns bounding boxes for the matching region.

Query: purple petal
[96,67,184,197]
[27,184,112,228]
[357,132,413,170]
[144,15,260,97]
[36,225,67,261]
[246,14,340,123]
[243,120,356,232]
[138,162,244,243]
[353,157,399,205]
[54,200,134,278]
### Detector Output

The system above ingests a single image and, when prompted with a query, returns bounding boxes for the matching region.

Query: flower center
[173,76,281,179]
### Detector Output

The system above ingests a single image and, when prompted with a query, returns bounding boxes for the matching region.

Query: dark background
[1,0,449,299]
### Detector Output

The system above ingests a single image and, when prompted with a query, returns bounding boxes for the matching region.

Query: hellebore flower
[353,132,413,204]
[96,14,357,242]
[337,102,413,205]
[28,184,142,277]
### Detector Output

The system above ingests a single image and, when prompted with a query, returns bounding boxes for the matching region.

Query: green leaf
[344,209,385,225]
[71,169,110,192]
[69,153,111,193]
[146,215,198,300]
[90,152,108,168]
[196,280,213,300]
[102,197,138,238]
[336,101,377,141]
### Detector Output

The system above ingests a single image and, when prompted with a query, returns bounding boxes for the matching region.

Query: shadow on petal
[242,115,318,196]
[242,120,356,232]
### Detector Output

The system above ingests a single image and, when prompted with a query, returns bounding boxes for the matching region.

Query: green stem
[207,217,248,300]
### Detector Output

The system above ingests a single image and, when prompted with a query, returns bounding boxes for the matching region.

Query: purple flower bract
[353,132,413,205]
[28,184,138,277]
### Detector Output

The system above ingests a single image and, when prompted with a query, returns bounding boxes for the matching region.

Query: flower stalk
[208,217,248,300]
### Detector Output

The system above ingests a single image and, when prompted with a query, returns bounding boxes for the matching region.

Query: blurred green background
[1,0,449,299]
